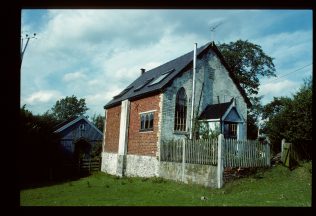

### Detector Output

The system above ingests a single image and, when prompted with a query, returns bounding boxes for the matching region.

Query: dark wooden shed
[54,116,103,163]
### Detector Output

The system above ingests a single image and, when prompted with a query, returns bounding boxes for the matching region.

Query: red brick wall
[104,105,121,153]
[128,94,161,156]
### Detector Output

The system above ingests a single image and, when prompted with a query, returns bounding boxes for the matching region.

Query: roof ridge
[104,41,251,109]
[54,115,103,135]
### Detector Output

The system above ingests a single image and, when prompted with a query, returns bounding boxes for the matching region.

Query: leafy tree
[217,40,276,97]
[90,141,102,159]
[91,113,105,132]
[261,97,292,120]
[198,122,220,139]
[247,96,264,139]
[217,40,277,138]
[20,105,61,184]
[261,77,312,159]
[260,97,292,153]
[49,95,88,121]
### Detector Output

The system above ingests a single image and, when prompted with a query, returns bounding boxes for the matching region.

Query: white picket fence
[160,138,218,165]
[160,135,270,168]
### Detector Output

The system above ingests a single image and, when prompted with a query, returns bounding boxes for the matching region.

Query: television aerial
[210,22,222,42]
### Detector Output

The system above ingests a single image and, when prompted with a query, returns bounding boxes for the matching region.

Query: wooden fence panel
[160,137,268,168]
[80,158,101,172]
[223,138,269,168]
[160,138,218,165]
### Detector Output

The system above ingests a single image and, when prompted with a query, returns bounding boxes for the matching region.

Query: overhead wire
[261,63,312,85]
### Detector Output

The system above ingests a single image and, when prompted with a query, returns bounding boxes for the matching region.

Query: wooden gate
[281,139,299,169]
[80,158,101,173]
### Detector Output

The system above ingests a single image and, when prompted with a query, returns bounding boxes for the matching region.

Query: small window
[174,87,187,132]
[140,112,154,131]
[224,123,237,139]
[79,124,85,131]
[134,78,154,92]
[148,69,175,86]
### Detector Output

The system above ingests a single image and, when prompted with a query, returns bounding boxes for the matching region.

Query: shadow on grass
[19,170,93,190]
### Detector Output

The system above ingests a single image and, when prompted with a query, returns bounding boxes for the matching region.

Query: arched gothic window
[174,88,187,131]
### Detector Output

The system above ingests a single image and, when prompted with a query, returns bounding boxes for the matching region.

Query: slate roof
[198,99,233,120]
[104,42,251,109]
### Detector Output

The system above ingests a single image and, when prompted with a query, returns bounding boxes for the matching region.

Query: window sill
[139,129,154,133]
[173,131,189,135]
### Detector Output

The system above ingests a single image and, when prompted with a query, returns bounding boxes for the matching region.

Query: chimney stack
[141,68,146,75]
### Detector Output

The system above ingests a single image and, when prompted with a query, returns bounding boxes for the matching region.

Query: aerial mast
[210,22,222,43]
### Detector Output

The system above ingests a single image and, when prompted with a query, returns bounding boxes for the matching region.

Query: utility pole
[20,33,37,68]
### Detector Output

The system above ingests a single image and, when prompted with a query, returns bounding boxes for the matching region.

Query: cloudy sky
[21,9,312,119]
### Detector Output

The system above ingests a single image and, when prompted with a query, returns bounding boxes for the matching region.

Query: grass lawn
[20,161,312,206]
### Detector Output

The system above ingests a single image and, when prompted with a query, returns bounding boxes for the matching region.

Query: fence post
[266,143,271,167]
[217,134,224,188]
[78,159,81,175]
[182,139,186,182]
[281,139,285,162]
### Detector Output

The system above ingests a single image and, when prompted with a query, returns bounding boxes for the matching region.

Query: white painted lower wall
[125,154,159,177]
[101,152,159,177]
[101,152,118,175]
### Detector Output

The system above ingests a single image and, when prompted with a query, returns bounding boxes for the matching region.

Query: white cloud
[24,90,62,104]
[259,80,300,104]
[253,30,312,70]
[86,91,120,105]
[21,9,312,116]
[99,31,200,82]
[87,79,101,86]
[84,89,122,117]
[63,71,87,82]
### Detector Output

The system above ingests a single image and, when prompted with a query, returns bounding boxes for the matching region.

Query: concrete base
[159,161,217,188]
[102,152,218,188]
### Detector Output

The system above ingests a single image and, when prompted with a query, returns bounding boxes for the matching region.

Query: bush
[262,77,312,160]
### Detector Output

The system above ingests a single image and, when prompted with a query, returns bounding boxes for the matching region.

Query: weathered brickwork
[160,51,215,142]
[102,46,249,187]
[104,105,121,153]
[127,94,161,156]
[160,49,248,142]
[211,52,248,139]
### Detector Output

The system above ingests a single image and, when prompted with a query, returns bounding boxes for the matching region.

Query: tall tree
[217,40,276,98]
[91,113,105,132]
[217,40,276,138]
[49,95,88,121]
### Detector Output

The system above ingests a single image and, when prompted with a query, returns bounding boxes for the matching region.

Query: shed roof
[53,116,78,131]
[53,115,103,135]
[104,42,251,109]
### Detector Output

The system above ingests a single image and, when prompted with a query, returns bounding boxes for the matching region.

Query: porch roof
[198,99,233,120]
